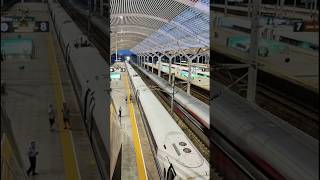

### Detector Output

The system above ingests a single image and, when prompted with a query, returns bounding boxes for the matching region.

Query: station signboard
[293,21,319,32]
[1,22,13,32]
[1,16,49,33]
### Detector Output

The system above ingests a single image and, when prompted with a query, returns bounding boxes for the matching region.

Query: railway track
[57,0,108,58]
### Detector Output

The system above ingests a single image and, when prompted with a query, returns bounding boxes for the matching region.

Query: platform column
[142,55,144,67]
[141,56,143,67]
[224,0,227,15]
[145,55,148,69]
[100,0,104,16]
[247,0,261,103]
[137,55,139,66]
[158,55,162,77]
[146,55,148,69]
[142,56,144,67]
[94,0,97,12]
[140,55,142,66]
[168,56,173,84]
[186,55,193,95]
[151,55,155,73]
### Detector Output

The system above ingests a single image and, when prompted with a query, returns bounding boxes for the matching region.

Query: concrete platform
[1,2,100,179]
[212,24,319,93]
[111,62,159,180]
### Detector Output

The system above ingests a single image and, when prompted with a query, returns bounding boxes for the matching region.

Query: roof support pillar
[141,56,144,67]
[100,0,103,16]
[183,54,197,95]
[168,56,174,84]
[162,52,177,85]
[157,55,164,77]
[94,0,97,12]
[136,55,139,65]
[247,0,261,103]
[151,56,155,74]
[137,55,139,65]
[142,55,145,68]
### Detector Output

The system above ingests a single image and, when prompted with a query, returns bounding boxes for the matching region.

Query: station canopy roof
[111,0,209,55]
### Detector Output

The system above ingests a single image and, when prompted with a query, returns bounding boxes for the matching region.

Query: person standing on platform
[26,141,39,176]
[48,104,56,131]
[119,106,122,118]
[62,102,71,129]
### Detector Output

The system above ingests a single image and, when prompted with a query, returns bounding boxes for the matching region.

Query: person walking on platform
[48,104,56,131]
[62,102,71,129]
[26,141,39,176]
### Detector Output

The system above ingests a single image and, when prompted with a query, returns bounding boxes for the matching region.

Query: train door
[65,43,70,64]
[166,164,176,180]
[83,89,91,118]
[87,100,95,138]
[84,89,95,129]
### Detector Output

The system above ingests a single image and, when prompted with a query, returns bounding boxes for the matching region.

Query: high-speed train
[212,82,319,180]
[136,63,319,180]
[126,62,210,179]
[48,0,110,178]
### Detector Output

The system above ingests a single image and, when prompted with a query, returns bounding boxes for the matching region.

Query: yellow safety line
[48,32,80,180]
[124,72,148,180]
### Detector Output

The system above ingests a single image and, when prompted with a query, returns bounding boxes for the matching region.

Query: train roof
[70,47,106,83]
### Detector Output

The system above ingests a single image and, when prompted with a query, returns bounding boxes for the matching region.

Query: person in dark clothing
[26,141,39,176]
[48,104,56,131]
[118,106,122,118]
[62,102,71,129]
